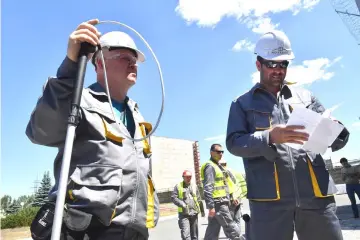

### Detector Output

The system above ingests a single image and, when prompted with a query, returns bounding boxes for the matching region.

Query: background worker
[201,144,241,240]
[340,157,360,218]
[226,30,350,240]
[26,19,159,240]
[219,159,246,232]
[171,170,201,240]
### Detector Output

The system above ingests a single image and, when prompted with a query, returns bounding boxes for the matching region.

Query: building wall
[328,167,344,184]
[150,136,198,202]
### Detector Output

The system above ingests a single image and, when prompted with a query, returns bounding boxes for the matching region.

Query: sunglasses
[260,59,289,69]
[213,150,224,154]
[105,53,137,66]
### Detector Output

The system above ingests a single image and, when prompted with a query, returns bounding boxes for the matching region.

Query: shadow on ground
[336,204,360,231]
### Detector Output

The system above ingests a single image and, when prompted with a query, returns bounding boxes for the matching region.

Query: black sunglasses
[260,59,289,69]
[213,150,224,154]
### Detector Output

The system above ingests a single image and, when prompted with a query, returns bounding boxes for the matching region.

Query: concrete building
[324,158,334,170]
[149,136,200,203]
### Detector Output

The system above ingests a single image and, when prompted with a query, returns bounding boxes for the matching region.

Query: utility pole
[31,174,40,195]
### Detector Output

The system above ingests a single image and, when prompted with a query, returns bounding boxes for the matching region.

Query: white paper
[285,107,344,155]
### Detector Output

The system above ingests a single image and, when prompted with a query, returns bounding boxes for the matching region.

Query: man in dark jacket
[226,30,350,240]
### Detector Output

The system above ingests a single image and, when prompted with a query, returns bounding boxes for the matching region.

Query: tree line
[1,171,52,218]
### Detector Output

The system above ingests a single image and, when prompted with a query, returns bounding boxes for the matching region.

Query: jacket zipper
[278,94,300,207]
[131,143,139,223]
[262,87,301,207]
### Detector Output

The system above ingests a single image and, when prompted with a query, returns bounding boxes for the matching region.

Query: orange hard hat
[182,170,192,177]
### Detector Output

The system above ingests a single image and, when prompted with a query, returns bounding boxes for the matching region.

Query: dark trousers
[178,214,199,240]
[346,184,360,218]
[249,201,343,240]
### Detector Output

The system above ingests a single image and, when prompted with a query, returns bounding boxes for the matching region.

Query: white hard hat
[254,30,295,61]
[92,31,145,65]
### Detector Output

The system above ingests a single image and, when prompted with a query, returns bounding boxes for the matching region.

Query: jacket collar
[251,82,293,99]
[86,82,139,111]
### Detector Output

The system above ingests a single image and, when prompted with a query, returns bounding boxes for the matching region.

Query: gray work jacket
[171,182,199,216]
[226,83,350,208]
[25,57,159,237]
[202,160,230,209]
[341,165,360,184]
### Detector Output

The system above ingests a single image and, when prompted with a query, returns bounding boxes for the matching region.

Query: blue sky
[2,0,360,198]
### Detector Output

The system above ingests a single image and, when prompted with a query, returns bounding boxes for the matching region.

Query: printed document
[285,107,344,154]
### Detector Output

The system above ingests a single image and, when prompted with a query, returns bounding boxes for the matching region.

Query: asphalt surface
[149,194,360,240]
[149,199,248,240]
[20,194,359,240]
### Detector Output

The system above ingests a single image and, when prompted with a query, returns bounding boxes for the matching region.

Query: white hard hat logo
[271,46,291,55]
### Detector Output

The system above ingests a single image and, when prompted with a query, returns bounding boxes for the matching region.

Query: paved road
[149,194,360,240]
[20,195,359,240]
[149,213,229,240]
[149,199,248,240]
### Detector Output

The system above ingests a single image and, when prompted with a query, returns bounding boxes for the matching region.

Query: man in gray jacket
[171,170,201,240]
[26,19,159,240]
[201,144,241,240]
[340,157,360,218]
[226,30,349,240]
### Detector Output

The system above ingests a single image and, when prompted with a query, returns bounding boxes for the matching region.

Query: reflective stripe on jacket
[226,170,236,195]
[234,171,247,199]
[177,182,200,214]
[25,57,160,238]
[200,161,228,198]
[227,168,247,200]
[226,83,349,207]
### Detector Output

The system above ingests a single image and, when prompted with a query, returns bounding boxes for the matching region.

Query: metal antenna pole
[51,42,97,240]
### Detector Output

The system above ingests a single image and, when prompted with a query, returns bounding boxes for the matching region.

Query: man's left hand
[232,199,240,206]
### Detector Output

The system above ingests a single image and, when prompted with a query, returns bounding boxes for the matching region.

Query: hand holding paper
[284,107,344,154]
[269,125,309,145]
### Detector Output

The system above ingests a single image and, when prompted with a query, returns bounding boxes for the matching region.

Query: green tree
[5,199,22,214]
[33,171,52,207]
[17,195,35,208]
[1,195,12,211]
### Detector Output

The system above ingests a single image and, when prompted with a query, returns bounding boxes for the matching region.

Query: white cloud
[175,0,320,30]
[302,0,321,10]
[245,17,280,34]
[251,56,342,85]
[232,39,255,52]
[204,134,225,142]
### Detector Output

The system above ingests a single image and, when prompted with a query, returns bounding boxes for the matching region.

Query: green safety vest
[231,170,247,199]
[200,160,228,198]
[177,182,200,213]
[226,170,236,195]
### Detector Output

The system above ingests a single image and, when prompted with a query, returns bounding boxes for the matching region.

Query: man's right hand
[67,19,102,62]
[269,125,309,145]
[208,208,215,218]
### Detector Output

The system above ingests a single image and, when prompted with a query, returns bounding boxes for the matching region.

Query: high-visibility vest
[177,182,200,213]
[226,170,236,195]
[232,170,247,199]
[200,160,228,198]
